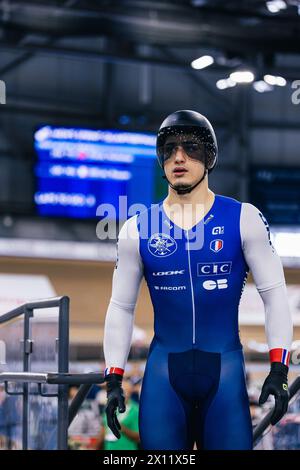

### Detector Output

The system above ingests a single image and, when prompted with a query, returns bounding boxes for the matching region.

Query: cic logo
[0,80,6,105]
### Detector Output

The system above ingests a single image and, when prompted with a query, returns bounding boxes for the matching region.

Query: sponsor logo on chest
[203,279,228,290]
[212,226,224,235]
[154,285,186,291]
[153,270,185,276]
[197,261,232,276]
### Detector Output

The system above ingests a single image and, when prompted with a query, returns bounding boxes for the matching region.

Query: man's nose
[174,145,187,162]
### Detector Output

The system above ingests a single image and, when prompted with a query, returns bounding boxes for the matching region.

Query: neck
[165,176,213,208]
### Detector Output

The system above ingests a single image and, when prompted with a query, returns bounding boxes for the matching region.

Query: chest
[139,212,243,276]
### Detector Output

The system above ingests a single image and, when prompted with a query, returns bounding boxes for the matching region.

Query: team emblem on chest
[148,233,178,257]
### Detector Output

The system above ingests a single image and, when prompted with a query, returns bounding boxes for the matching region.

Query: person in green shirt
[96,377,140,450]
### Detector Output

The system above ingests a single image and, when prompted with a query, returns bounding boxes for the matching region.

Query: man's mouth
[173,167,188,176]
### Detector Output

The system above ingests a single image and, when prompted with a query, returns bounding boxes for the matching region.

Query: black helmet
[156,110,218,173]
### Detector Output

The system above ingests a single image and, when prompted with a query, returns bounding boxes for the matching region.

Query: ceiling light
[216,79,228,90]
[276,76,287,86]
[266,0,287,13]
[216,78,236,90]
[253,80,274,92]
[229,70,255,83]
[264,74,287,86]
[264,74,277,85]
[191,55,214,70]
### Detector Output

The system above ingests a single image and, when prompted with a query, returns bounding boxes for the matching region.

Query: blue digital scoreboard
[34,126,158,219]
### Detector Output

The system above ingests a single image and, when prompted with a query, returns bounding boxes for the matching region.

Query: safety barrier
[0,296,104,450]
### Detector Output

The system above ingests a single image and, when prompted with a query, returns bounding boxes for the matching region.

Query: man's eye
[164,144,175,153]
[185,143,199,151]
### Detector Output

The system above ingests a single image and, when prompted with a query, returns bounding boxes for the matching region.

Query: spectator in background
[126,362,143,404]
[0,384,22,449]
[95,377,139,450]
[249,397,260,429]
[95,383,107,415]
[68,385,102,450]
[86,383,102,400]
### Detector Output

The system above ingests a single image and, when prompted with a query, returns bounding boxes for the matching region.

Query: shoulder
[118,215,139,240]
[217,194,242,208]
[240,203,273,245]
[135,202,162,237]
[116,216,141,259]
[120,203,161,232]
[216,196,262,214]
[119,201,162,235]
[136,202,161,221]
[240,202,265,222]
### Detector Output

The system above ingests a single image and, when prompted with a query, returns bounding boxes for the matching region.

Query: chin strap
[162,169,207,195]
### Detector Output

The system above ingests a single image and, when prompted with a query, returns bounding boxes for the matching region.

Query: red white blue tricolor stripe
[269,348,290,366]
[104,367,124,377]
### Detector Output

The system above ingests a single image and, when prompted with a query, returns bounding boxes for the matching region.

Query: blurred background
[0,0,300,450]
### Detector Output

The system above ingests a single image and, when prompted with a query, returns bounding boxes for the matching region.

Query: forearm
[103,299,135,372]
[259,284,293,365]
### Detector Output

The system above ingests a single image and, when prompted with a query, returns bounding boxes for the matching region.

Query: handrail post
[57,296,70,450]
[22,306,33,450]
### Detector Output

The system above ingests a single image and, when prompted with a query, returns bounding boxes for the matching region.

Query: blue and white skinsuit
[103,194,293,450]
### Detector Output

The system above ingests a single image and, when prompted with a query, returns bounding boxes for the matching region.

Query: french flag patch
[270,348,290,366]
[210,239,223,253]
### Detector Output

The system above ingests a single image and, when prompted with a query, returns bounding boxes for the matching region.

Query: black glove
[259,362,289,425]
[105,373,126,439]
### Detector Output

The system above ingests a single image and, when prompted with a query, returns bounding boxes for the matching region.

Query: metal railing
[0,371,104,449]
[0,296,104,450]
